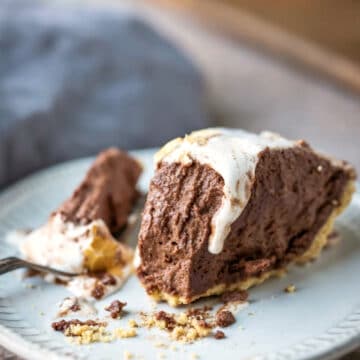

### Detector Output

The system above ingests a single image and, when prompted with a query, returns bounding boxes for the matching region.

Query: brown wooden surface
[145,0,360,94]
[224,0,360,65]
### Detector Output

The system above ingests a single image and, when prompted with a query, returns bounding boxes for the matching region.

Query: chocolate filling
[137,161,224,298]
[56,148,142,234]
[137,144,355,302]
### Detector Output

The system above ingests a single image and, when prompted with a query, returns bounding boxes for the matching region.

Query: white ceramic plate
[0,149,359,360]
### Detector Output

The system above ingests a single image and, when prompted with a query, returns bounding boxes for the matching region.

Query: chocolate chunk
[56,148,142,234]
[91,283,105,300]
[214,330,225,340]
[104,300,127,319]
[215,311,236,328]
[221,290,248,304]
[52,319,70,332]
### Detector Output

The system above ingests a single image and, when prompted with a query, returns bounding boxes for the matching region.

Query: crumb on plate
[284,284,296,293]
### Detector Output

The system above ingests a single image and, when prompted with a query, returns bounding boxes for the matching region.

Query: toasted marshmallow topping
[20,214,133,298]
[133,246,141,269]
[57,297,97,318]
[21,214,98,273]
[155,128,295,254]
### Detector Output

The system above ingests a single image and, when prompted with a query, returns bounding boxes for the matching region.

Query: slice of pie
[21,148,142,299]
[136,128,356,306]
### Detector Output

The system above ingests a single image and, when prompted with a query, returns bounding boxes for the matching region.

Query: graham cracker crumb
[53,319,137,344]
[114,327,137,339]
[139,307,215,343]
[128,319,139,328]
[52,319,107,333]
[124,350,133,360]
[277,270,287,278]
[154,341,168,348]
[284,284,296,293]
[65,324,112,345]
[176,312,188,325]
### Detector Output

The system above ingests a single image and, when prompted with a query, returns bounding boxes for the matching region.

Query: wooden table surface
[224,0,360,66]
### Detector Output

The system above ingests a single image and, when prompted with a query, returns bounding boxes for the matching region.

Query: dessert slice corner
[136,128,356,306]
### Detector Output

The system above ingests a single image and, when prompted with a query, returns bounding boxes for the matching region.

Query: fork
[0,257,79,277]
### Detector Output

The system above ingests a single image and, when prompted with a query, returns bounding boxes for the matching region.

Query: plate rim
[0,151,359,360]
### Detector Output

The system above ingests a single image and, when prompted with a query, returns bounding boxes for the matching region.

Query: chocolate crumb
[26,269,41,277]
[186,306,212,320]
[100,273,117,286]
[105,300,127,319]
[155,311,176,330]
[52,319,105,332]
[54,277,68,286]
[216,310,236,328]
[91,283,105,300]
[214,330,225,340]
[221,290,248,304]
[69,299,81,313]
[284,284,296,293]
[197,319,212,329]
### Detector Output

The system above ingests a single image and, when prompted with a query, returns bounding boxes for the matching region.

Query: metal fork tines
[0,257,79,277]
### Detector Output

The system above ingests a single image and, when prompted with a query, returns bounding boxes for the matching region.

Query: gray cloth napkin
[0,0,209,188]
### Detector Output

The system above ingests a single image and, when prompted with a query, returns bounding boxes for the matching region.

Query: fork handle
[0,257,26,275]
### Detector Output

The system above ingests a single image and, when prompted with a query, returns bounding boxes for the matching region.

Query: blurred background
[0,0,359,190]
[0,1,359,358]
